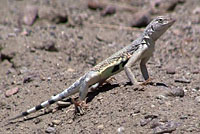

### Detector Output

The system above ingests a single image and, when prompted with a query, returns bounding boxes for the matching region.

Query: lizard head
[144,16,176,41]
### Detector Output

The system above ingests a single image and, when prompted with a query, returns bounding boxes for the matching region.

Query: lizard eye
[157,18,163,23]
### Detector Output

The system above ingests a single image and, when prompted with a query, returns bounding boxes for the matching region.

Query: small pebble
[8,33,17,37]
[192,69,199,74]
[193,7,200,14]
[140,118,152,126]
[23,75,35,83]
[22,5,38,26]
[5,87,19,97]
[117,127,125,134]
[52,120,61,125]
[67,68,75,72]
[88,0,104,10]
[39,40,58,52]
[150,119,162,129]
[101,5,116,16]
[47,77,51,81]
[195,96,200,103]
[67,119,73,124]
[156,95,167,100]
[33,118,41,124]
[45,127,56,133]
[166,66,176,74]
[153,121,178,134]
[164,88,184,97]
[21,29,31,36]
[97,124,104,129]
[57,101,71,107]
[130,10,151,28]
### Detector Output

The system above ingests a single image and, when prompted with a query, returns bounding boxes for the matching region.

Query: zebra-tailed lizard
[9,16,175,120]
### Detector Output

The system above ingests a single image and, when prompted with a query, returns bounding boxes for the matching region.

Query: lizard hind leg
[73,71,100,115]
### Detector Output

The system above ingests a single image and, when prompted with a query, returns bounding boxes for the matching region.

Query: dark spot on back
[112,65,120,73]
[122,59,128,67]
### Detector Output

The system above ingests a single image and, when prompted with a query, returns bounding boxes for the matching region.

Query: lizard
[9,16,175,121]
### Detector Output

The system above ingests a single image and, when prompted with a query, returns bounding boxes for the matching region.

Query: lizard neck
[142,23,163,42]
[142,30,158,42]
[142,35,155,47]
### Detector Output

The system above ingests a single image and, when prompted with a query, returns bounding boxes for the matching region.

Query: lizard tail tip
[8,114,24,121]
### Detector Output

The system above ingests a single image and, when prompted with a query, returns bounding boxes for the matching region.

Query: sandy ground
[0,0,200,133]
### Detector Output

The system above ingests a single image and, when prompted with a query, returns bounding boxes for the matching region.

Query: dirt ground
[0,0,200,134]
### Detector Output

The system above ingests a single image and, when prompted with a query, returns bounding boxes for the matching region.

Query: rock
[117,127,125,134]
[165,66,176,74]
[192,69,199,74]
[164,88,184,97]
[174,78,191,84]
[45,127,56,133]
[38,6,68,24]
[57,101,71,107]
[52,120,61,125]
[33,118,41,124]
[101,5,116,16]
[36,40,58,52]
[67,68,75,72]
[19,67,28,74]
[21,5,38,26]
[47,77,51,81]
[21,29,31,36]
[88,0,105,10]
[156,95,167,100]
[5,87,19,97]
[8,33,16,37]
[150,0,185,13]
[23,75,35,83]
[140,118,152,126]
[97,124,104,129]
[130,10,151,28]
[145,114,158,119]
[150,119,162,129]
[0,49,15,62]
[195,96,200,103]
[193,7,200,14]
[153,121,179,134]
[141,114,158,126]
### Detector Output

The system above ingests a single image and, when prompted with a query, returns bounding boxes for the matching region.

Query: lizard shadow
[86,83,120,103]
[124,81,168,87]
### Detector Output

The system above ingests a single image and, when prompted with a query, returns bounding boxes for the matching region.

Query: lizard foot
[140,78,154,86]
[71,98,88,115]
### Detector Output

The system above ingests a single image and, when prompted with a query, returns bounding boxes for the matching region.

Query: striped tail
[9,76,84,121]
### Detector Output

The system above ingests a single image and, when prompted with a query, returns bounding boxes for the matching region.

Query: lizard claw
[71,98,88,115]
[139,78,154,86]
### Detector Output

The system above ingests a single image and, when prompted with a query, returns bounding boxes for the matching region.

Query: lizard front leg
[139,57,154,85]
[140,57,150,80]
[124,47,147,85]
